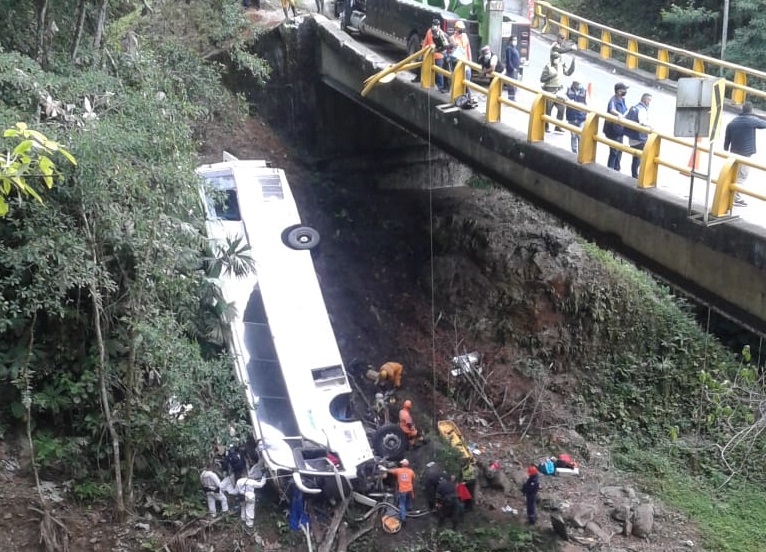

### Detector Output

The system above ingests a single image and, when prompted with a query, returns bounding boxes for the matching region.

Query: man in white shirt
[199,465,228,516]
[235,464,268,527]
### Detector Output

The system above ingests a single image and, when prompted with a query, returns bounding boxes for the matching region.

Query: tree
[0,123,76,217]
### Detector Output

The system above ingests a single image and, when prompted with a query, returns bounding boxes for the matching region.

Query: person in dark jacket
[435,475,462,529]
[565,80,587,154]
[423,461,448,509]
[604,82,629,171]
[723,102,766,206]
[521,465,540,524]
[504,36,521,101]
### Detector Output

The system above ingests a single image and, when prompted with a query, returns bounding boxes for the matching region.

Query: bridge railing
[533,0,766,107]
[361,46,766,218]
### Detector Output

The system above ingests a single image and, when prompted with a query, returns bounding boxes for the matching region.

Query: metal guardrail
[532,1,766,107]
[361,46,766,219]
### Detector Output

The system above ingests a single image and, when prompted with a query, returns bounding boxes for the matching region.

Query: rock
[611,503,631,522]
[681,539,695,547]
[481,464,512,493]
[625,487,636,500]
[135,522,150,531]
[568,503,596,528]
[3,513,12,519]
[584,520,612,543]
[550,513,568,540]
[632,503,654,537]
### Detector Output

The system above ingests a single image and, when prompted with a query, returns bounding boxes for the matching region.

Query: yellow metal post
[711,158,738,216]
[600,30,612,59]
[626,39,638,69]
[732,71,747,105]
[528,94,546,142]
[692,57,705,75]
[577,113,598,164]
[420,48,434,88]
[559,16,569,38]
[536,1,551,33]
[486,77,502,123]
[450,60,466,97]
[656,49,669,79]
[577,22,588,50]
[637,134,660,188]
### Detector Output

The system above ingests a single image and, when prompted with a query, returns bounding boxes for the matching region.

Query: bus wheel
[284,225,321,250]
[372,424,407,461]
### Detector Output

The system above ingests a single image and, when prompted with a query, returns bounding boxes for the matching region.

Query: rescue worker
[521,464,540,524]
[459,458,478,511]
[449,20,472,92]
[435,474,461,529]
[200,464,228,516]
[380,459,416,521]
[550,32,577,57]
[399,399,423,446]
[235,464,267,527]
[374,361,403,389]
[422,19,450,93]
[281,0,297,19]
[223,441,247,484]
[423,461,448,509]
[724,101,766,206]
[540,51,570,133]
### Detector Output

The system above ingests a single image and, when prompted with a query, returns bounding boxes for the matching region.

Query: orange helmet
[403,399,412,409]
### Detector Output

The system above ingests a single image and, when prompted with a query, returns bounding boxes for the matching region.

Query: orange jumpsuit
[379,361,403,388]
[399,406,418,442]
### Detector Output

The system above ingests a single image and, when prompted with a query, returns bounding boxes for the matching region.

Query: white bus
[197,154,377,496]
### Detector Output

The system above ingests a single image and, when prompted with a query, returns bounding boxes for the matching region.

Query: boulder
[568,503,596,528]
[481,464,512,493]
[632,503,654,538]
[584,520,612,543]
[550,513,568,540]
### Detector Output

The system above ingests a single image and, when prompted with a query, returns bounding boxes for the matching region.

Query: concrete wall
[313,19,766,334]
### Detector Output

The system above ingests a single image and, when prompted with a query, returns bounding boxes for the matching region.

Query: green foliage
[0,123,76,216]
[71,480,114,504]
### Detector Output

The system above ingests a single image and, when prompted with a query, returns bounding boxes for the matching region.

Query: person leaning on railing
[723,101,766,207]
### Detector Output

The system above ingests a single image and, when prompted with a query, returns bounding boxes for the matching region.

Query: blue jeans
[607,136,624,171]
[434,57,445,90]
[631,140,646,178]
[569,121,582,153]
[397,491,412,520]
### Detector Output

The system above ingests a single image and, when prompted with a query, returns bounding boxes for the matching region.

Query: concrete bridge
[304,18,766,334]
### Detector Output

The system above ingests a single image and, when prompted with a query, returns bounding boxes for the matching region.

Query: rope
[427,72,438,442]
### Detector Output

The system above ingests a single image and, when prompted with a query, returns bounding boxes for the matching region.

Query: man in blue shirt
[504,36,521,101]
[723,102,766,206]
[603,82,629,172]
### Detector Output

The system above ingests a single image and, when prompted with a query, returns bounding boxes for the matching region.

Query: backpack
[455,93,477,109]
[623,104,642,140]
[537,458,555,475]
[432,28,449,53]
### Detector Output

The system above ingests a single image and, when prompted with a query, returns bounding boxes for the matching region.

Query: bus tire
[283,225,320,250]
[372,424,408,461]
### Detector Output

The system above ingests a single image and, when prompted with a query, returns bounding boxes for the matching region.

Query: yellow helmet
[379,369,388,380]
[454,20,465,30]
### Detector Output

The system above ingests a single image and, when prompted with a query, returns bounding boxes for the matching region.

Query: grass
[613,443,766,551]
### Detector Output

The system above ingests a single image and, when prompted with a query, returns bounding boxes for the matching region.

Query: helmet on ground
[400,459,410,466]
[379,369,388,380]
[403,399,412,409]
[454,20,465,30]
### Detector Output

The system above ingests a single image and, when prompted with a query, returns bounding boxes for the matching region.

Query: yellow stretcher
[437,420,473,461]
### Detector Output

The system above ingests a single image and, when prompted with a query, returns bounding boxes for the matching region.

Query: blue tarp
[288,485,310,531]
